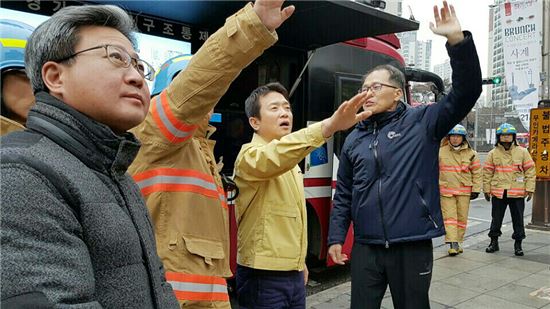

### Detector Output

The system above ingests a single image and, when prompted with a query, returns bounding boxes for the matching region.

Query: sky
[401,0,494,77]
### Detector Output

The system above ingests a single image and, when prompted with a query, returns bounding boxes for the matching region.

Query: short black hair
[362,64,405,90]
[245,82,289,119]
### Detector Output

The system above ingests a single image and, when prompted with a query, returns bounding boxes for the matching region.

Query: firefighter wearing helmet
[483,123,535,256]
[439,124,481,256]
[1,19,35,135]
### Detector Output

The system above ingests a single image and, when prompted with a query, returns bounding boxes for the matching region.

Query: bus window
[333,73,363,158]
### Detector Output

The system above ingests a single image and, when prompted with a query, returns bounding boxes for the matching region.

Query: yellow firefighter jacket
[234,122,326,271]
[439,139,482,197]
[129,3,277,304]
[483,143,536,199]
[1,116,25,136]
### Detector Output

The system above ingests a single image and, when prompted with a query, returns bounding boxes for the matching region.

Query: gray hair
[362,64,405,90]
[25,5,137,93]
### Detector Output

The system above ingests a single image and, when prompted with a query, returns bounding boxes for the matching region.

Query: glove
[526,192,533,202]
[484,193,491,202]
[470,192,479,200]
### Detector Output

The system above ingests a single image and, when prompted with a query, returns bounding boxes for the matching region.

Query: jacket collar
[195,123,217,140]
[357,101,407,132]
[496,142,517,152]
[251,132,269,145]
[26,91,141,177]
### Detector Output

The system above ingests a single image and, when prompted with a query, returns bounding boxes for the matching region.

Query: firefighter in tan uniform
[128,1,295,307]
[439,124,481,256]
[483,123,535,256]
[1,19,35,136]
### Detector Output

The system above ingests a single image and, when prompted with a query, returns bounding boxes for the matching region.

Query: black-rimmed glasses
[55,44,155,81]
[358,82,399,94]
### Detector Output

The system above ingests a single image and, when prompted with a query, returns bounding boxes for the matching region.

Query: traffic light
[482,76,503,85]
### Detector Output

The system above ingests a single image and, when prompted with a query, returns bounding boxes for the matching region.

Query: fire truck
[4,0,444,271]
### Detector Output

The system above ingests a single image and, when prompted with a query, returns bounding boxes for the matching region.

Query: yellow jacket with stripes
[234,123,326,271]
[439,139,482,197]
[128,3,277,303]
[1,116,25,136]
[483,143,536,199]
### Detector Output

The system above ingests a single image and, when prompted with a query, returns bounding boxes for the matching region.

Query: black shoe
[486,237,499,253]
[514,240,524,256]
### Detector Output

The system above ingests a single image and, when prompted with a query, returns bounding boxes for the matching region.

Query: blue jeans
[236,265,305,309]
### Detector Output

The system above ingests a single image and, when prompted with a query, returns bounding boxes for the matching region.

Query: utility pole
[543,0,550,101]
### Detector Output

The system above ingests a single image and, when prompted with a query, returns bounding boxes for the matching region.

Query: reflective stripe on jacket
[483,143,535,199]
[234,122,326,271]
[439,139,481,197]
[129,2,278,296]
[165,272,229,302]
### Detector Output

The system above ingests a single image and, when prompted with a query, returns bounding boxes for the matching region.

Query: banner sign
[529,108,550,179]
[1,0,209,51]
[500,0,543,130]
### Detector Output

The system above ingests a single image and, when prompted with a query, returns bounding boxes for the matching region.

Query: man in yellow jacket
[129,1,295,307]
[439,124,481,256]
[233,82,371,308]
[483,123,535,256]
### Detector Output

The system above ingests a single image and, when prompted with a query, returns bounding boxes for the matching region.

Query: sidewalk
[306,226,550,309]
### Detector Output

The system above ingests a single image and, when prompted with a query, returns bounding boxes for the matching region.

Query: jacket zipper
[370,122,390,248]
[417,182,439,229]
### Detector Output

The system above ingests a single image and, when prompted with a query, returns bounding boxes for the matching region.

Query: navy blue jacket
[328,32,482,246]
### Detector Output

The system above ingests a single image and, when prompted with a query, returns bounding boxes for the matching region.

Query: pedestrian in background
[439,124,481,256]
[483,123,535,256]
[0,19,35,135]
[328,1,482,308]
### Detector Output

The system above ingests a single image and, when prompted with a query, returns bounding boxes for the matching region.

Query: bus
[4,0,444,272]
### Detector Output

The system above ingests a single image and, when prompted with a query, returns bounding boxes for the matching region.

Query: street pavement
[306,220,550,309]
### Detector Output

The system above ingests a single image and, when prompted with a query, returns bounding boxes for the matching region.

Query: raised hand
[253,0,295,32]
[429,1,464,45]
[321,91,372,138]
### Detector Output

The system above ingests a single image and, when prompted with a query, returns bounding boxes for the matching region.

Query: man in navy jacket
[327,2,482,308]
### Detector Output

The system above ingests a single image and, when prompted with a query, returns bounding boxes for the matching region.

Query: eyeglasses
[55,44,155,81]
[358,82,399,94]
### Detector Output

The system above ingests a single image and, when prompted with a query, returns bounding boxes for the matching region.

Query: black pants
[488,191,526,240]
[351,239,433,309]
[236,265,305,309]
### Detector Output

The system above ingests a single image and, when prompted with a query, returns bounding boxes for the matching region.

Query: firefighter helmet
[151,54,193,96]
[448,124,467,136]
[0,19,34,71]
[496,123,517,135]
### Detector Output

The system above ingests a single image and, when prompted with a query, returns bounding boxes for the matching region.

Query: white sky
[402,0,494,77]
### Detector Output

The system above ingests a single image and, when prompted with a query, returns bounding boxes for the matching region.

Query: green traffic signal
[481,76,503,85]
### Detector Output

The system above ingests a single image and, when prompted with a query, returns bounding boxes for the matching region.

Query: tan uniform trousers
[441,195,471,242]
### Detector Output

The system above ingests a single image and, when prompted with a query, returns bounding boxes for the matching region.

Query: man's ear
[249,116,260,132]
[394,88,404,102]
[42,61,65,96]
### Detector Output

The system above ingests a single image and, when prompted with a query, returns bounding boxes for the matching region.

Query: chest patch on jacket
[387,131,402,139]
